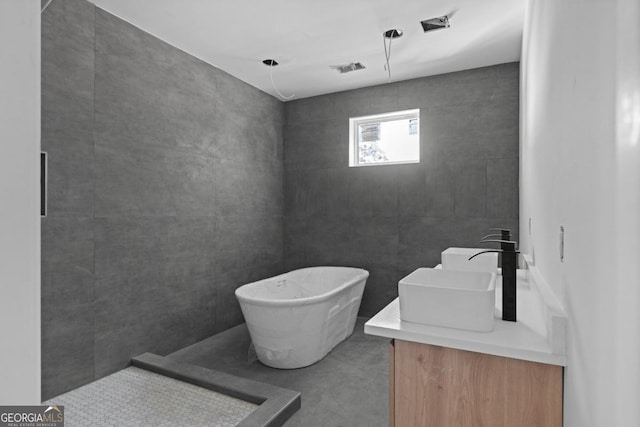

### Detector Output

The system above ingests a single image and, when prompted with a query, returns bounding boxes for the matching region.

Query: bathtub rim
[235,266,369,308]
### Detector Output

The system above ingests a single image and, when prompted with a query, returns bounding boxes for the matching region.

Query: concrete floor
[168,317,390,427]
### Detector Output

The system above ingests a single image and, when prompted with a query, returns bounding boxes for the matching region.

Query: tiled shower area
[44,318,388,426]
[41,0,519,424]
[44,367,258,426]
[41,0,284,399]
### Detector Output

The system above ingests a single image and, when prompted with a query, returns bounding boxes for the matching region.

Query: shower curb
[131,352,301,427]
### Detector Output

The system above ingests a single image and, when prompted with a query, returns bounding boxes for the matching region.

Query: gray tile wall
[41,0,518,401]
[41,0,283,399]
[284,63,520,316]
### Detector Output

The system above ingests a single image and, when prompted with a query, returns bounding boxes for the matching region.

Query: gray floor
[168,317,390,427]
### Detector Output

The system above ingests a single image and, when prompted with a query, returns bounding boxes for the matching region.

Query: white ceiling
[88,0,526,101]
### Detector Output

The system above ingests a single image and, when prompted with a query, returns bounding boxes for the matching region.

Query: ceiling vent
[421,15,450,33]
[330,62,366,74]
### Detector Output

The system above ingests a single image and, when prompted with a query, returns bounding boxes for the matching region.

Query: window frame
[348,108,420,167]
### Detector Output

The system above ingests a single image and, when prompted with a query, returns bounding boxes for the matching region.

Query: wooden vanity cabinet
[389,339,563,427]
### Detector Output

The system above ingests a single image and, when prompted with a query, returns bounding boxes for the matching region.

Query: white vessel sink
[441,247,498,274]
[399,268,496,332]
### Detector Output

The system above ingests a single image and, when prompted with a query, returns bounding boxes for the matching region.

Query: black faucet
[469,238,519,322]
[480,228,512,249]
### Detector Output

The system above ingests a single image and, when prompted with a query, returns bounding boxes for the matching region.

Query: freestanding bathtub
[235,266,369,369]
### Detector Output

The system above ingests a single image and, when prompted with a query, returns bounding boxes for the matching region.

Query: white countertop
[364,267,567,366]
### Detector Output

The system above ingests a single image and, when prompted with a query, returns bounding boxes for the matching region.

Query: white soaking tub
[235,266,369,369]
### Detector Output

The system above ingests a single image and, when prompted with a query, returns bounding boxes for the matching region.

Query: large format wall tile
[214,68,284,124]
[398,63,518,109]
[487,157,520,219]
[212,213,283,334]
[284,119,346,171]
[94,275,216,377]
[286,94,335,124]
[41,0,94,217]
[94,217,216,283]
[94,142,216,217]
[424,158,455,217]
[333,83,401,120]
[453,158,487,218]
[283,217,307,271]
[41,218,95,398]
[360,266,400,316]
[214,159,282,218]
[41,303,95,399]
[94,10,219,158]
[41,217,94,304]
[324,168,351,218]
[40,0,96,400]
[215,108,283,167]
[284,63,520,316]
[214,215,282,276]
[213,260,283,335]
[41,0,284,399]
[304,217,355,266]
[397,165,427,217]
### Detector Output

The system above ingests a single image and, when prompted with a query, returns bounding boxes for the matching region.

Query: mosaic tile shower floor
[44,366,257,427]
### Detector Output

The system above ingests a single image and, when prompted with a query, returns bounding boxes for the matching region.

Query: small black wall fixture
[41,152,47,217]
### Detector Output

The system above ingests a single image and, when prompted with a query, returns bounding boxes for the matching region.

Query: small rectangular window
[349,109,420,167]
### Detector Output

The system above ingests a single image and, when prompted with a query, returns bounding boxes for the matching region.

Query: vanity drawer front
[392,339,563,427]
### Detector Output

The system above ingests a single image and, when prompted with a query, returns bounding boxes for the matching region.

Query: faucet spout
[480,239,518,247]
[468,249,501,261]
[488,228,512,242]
[480,233,502,242]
